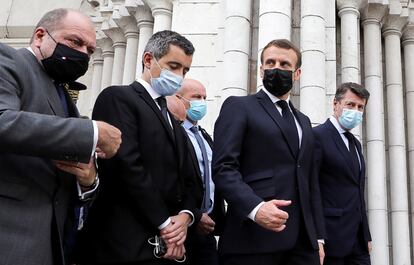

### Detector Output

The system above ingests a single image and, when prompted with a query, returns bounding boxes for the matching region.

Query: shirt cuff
[91,120,98,157]
[248,202,265,221]
[77,175,99,201]
[158,217,172,230]
[318,239,325,244]
[179,210,195,227]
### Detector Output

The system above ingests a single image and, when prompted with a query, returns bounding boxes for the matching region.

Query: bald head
[31,8,96,63]
[31,9,94,43]
[177,78,207,108]
[178,79,206,96]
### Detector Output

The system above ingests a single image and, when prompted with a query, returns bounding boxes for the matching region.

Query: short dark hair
[30,8,69,43]
[335,82,370,102]
[260,39,302,69]
[144,30,195,60]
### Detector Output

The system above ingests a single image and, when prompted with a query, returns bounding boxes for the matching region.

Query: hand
[255,199,291,232]
[163,242,186,260]
[368,241,372,253]
[54,158,96,188]
[96,121,122,159]
[318,242,325,265]
[196,213,215,235]
[160,212,191,246]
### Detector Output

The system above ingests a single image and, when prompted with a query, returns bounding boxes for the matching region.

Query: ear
[142,52,153,70]
[259,65,264,79]
[333,98,339,112]
[293,68,301,81]
[32,27,47,48]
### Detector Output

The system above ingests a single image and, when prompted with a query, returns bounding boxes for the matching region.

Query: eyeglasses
[147,235,187,263]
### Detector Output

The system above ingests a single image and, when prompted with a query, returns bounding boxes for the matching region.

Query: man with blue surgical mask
[176,79,225,265]
[75,30,199,265]
[313,82,372,265]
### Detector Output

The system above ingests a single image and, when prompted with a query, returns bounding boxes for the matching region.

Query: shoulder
[98,84,138,100]
[0,44,24,70]
[221,94,258,111]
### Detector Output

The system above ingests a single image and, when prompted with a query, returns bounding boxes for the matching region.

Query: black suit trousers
[220,221,319,265]
[324,225,370,265]
[186,231,219,265]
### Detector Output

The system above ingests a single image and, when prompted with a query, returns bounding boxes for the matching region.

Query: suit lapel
[131,81,175,143]
[292,108,309,162]
[185,133,203,185]
[19,48,64,116]
[256,90,297,159]
[172,119,185,169]
[326,120,359,183]
[200,127,213,148]
[354,134,365,184]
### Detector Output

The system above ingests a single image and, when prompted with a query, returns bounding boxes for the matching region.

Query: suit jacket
[75,81,197,263]
[184,124,225,235]
[212,89,325,255]
[313,119,371,257]
[0,44,94,265]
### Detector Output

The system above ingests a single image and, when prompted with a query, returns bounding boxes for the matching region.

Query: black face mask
[40,32,90,83]
[262,68,294,97]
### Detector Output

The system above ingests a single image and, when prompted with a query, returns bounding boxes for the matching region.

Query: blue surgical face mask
[187,100,207,121]
[180,96,207,121]
[149,60,183,96]
[338,108,363,130]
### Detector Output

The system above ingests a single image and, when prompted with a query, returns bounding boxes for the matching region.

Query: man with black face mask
[0,8,121,265]
[213,39,325,265]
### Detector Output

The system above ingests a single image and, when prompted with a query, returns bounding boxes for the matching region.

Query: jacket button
[297,164,301,168]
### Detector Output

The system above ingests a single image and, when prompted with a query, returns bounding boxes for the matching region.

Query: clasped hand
[160,213,191,260]
[54,158,96,189]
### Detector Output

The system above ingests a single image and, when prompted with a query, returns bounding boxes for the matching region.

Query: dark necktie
[276,100,299,156]
[157,96,170,125]
[344,131,360,178]
[55,83,69,117]
[190,126,211,212]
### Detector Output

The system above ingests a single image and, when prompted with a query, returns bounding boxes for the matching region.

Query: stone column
[98,38,114,90]
[113,6,139,85]
[337,0,363,82]
[256,0,291,89]
[102,18,127,86]
[134,5,154,78]
[89,48,103,112]
[337,0,363,139]
[144,0,172,32]
[383,13,410,265]
[325,0,336,118]
[361,4,389,265]
[403,23,414,262]
[299,0,326,125]
[221,0,251,100]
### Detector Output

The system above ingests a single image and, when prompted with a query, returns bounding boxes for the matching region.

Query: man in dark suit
[0,8,121,265]
[212,39,325,265]
[313,82,372,265]
[75,30,198,265]
[176,78,225,265]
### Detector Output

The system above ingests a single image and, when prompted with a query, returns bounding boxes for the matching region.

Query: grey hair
[30,8,69,43]
[335,82,370,102]
[143,30,195,60]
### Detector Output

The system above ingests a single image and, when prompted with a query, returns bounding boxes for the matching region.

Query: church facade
[1,0,414,264]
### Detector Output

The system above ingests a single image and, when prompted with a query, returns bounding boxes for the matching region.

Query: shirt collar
[261,87,291,104]
[26,47,36,56]
[329,115,346,134]
[183,119,196,130]
[136,78,161,100]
